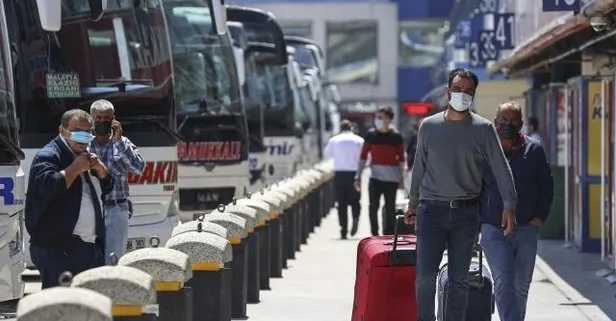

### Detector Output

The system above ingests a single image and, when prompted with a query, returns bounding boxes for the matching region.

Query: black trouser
[368,178,398,235]
[30,236,103,289]
[334,171,360,235]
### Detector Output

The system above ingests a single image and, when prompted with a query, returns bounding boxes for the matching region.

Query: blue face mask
[374,118,384,129]
[68,130,95,144]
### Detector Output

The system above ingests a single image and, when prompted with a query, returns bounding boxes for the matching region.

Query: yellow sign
[586,81,610,176]
[588,184,603,239]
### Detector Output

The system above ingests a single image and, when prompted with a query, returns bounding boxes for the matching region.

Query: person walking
[525,116,543,145]
[404,68,518,321]
[355,106,405,236]
[26,109,112,289]
[479,102,554,321]
[89,99,145,264]
[324,119,364,239]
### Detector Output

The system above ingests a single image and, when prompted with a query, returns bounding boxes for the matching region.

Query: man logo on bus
[0,177,15,205]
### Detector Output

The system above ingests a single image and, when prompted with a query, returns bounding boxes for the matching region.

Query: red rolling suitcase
[351,216,417,321]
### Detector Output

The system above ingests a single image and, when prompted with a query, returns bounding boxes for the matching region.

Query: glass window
[326,20,378,84]
[398,20,446,68]
[279,20,312,39]
[164,1,241,115]
[7,0,175,148]
[0,9,19,164]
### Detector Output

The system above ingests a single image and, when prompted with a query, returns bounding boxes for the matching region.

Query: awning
[488,13,589,75]
[582,0,616,17]
[490,0,616,76]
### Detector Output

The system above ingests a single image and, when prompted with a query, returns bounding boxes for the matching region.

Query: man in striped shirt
[354,106,405,236]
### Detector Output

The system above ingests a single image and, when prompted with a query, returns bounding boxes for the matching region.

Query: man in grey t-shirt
[404,68,517,321]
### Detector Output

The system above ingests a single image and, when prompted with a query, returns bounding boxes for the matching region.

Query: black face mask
[94,120,112,136]
[497,123,520,140]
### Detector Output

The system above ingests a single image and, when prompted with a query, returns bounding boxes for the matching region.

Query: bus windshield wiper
[126,116,185,142]
[0,132,24,160]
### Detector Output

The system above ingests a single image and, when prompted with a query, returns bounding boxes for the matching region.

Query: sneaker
[341,233,347,240]
[350,218,359,236]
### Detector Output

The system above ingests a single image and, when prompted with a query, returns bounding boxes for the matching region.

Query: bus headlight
[167,190,180,217]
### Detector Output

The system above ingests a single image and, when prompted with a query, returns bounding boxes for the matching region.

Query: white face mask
[449,92,474,112]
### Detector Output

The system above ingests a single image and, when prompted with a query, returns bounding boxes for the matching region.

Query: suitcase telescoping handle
[472,244,484,276]
[390,215,414,265]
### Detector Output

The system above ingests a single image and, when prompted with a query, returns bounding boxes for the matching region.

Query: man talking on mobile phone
[90,99,145,264]
[404,69,517,321]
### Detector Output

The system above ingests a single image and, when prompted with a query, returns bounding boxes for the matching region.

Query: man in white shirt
[25,109,112,289]
[324,119,364,239]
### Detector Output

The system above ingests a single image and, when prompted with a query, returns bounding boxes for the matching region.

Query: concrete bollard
[302,171,321,232]
[70,266,157,321]
[252,190,285,277]
[275,181,303,253]
[267,187,297,263]
[305,170,324,231]
[218,202,261,304]
[166,231,233,321]
[200,211,250,319]
[236,196,273,290]
[294,177,313,244]
[16,286,112,321]
[118,237,193,321]
[171,220,228,239]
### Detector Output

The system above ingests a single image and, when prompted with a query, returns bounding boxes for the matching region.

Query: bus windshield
[254,53,294,135]
[0,4,20,164]
[163,0,242,115]
[288,44,317,70]
[7,0,176,148]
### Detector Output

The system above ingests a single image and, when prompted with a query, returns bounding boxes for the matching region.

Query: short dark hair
[340,119,353,131]
[60,109,92,128]
[377,105,394,120]
[448,68,479,90]
[528,116,539,130]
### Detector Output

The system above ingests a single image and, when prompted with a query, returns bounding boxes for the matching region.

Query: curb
[535,255,612,321]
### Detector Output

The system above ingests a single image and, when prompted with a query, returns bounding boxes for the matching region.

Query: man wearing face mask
[25,109,112,289]
[479,102,553,321]
[89,99,145,264]
[354,106,405,236]
[404,68,517,321]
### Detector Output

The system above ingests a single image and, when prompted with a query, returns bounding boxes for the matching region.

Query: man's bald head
[496,101,523,122]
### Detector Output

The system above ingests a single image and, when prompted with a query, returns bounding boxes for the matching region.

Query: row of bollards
[15,160,336,321]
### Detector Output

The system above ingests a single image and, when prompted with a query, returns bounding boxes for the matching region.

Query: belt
[104,199,128,206]
[422,198,478,209]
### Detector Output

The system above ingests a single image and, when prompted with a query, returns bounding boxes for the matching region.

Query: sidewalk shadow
[537,240,616,319]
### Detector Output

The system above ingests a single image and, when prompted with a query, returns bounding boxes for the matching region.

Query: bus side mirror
[89,0,107,21]
[36,0,62,31]
[211,0,228,35]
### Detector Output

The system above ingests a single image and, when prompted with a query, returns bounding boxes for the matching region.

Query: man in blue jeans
[480,102,554,321]
[405,68,518,321]
[90,99,145,264]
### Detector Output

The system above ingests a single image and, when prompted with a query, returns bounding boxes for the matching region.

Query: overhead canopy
[490,0,616,77]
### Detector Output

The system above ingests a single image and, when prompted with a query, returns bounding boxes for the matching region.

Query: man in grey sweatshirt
[404,68,517,321]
